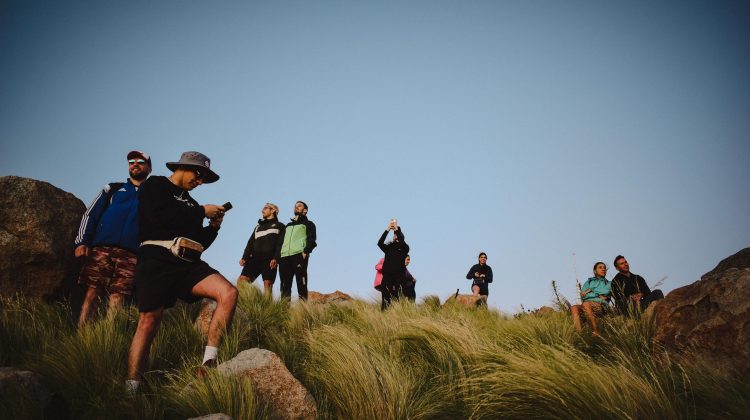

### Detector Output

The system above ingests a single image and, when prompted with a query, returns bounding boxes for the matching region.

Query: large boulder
[194,298,217,336]
[700,247,750,279]
[194,299,250,337]
[307,290,353,304]
[0,176,85,300]
[652,247,750,376]
[0,367,68,419]
[446,293,487,308]
[217,349,317,420]
[533,306,556,316]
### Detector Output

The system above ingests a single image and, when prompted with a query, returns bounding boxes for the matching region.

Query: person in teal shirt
[570,262,611,336]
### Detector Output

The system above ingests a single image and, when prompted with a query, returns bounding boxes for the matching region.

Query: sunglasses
[193,168,204,180]
[128,159,146,165]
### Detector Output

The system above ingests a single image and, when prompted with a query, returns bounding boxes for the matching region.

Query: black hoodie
[378,227,410,274]
[242,217,285,261]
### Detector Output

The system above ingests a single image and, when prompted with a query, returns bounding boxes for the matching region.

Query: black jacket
[611,272,651,313]
[242,217,285,261]
[378,227,410,275]
[137,176,218,261]
[466,263,493,295]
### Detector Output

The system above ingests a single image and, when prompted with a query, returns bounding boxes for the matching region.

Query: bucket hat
[166,151,219,183]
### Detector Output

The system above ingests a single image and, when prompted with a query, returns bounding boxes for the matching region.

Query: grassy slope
[1,284,748,420]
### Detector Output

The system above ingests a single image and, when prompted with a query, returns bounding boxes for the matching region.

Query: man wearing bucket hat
[74,150,152,327]
[126,151,237,392]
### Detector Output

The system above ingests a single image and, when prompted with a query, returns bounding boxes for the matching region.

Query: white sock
[126,379,140,394]
[203,346,218,364]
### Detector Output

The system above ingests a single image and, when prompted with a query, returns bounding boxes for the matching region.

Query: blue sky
[1,0,748,312]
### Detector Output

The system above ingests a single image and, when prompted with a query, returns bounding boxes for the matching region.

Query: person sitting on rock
[571,262,611,337]
[611,255,664,316]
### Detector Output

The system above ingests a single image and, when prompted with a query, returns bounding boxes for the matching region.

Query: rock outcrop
[533,306,555,316]
[652,247,750,376]
[194,299,250,337]
[187,414,233,420]
[0,367,68,419]
[218,349,317,420]
[307,290,353,304]
[0,176,85,300]
[446,293,487,308]
[194,298,217,336]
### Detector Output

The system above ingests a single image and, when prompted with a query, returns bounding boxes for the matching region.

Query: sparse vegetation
[1,285,748,419]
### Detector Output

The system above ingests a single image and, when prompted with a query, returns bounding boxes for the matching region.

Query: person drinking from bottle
[377,219,410,310]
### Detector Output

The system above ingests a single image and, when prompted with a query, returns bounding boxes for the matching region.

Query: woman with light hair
[238,202,285,295]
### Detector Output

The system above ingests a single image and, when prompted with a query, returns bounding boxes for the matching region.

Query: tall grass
[466,343,680,419]
[161,367,271,420]
[31,309,135,417]
[1,290,748,419]
[0,296,73,366]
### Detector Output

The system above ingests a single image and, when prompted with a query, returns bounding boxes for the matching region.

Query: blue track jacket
[74,180,142,252]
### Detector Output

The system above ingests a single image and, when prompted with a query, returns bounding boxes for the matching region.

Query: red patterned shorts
[78,246,137,295]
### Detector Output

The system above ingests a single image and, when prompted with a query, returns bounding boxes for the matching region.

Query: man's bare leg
[127,309,164,380]
[191,273,238,348]
[263,280,273,296]
[78,287,102,327]
[106,293,126,319]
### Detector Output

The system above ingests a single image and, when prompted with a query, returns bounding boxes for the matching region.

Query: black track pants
[380,272,404,310]
[279,253,309,300]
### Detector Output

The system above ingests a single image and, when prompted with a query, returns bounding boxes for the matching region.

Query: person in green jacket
[570,262,611,337]
[279,201,317,300]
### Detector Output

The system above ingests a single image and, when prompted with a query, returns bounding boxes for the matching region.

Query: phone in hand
[222,202,233,211]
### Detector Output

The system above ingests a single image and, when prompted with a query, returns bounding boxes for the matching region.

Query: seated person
[611,255,664,316]
[571,262,611,337]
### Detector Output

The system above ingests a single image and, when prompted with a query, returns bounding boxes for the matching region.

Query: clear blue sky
[1,0,748,312]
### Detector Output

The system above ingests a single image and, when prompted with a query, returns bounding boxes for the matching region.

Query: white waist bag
[141,237,204,262]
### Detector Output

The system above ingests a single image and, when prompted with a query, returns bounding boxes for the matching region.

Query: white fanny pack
[141,237,204,262]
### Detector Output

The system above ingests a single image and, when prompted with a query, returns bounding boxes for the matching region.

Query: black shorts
[240,256,277,282]
[135,256,218,312]
[472,282,489,296]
